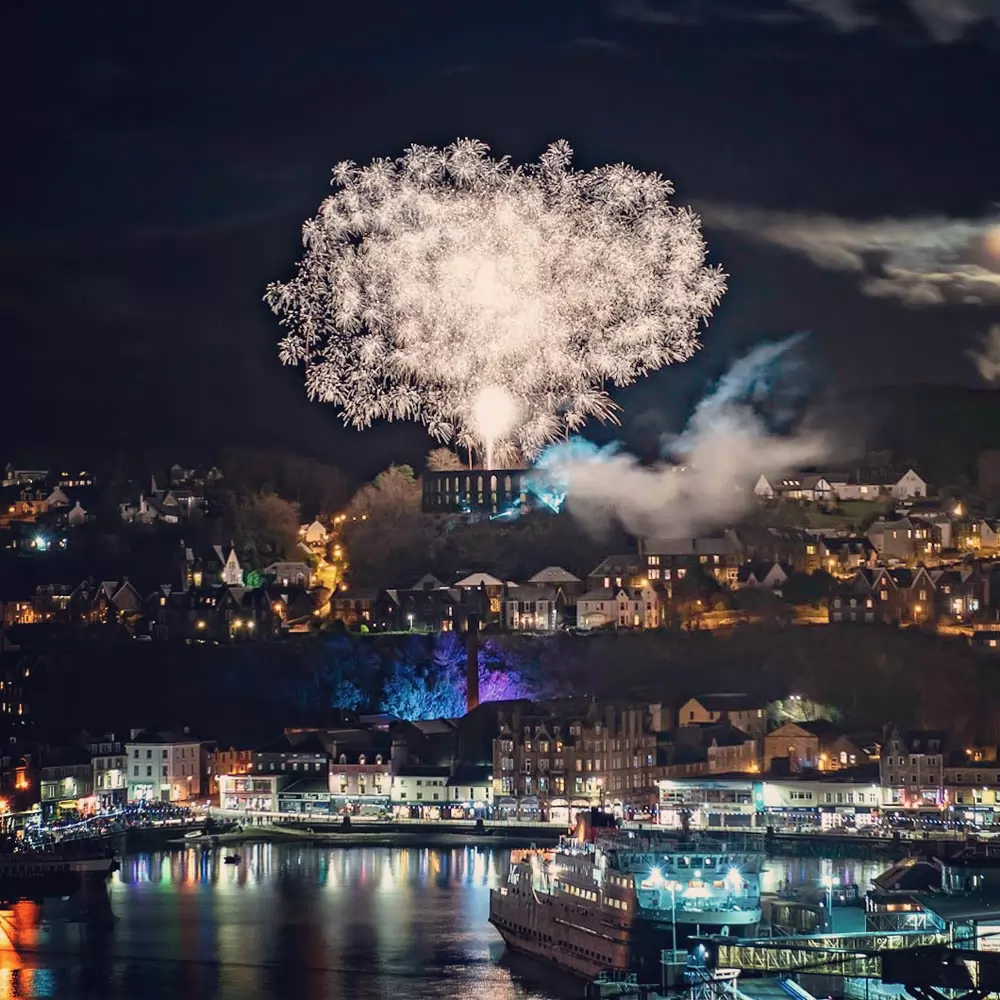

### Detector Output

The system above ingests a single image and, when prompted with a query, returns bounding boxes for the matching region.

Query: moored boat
[489,822,763,982]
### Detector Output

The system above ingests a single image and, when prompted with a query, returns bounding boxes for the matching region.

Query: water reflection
[0,846,556,1000]
[0,846,903,999]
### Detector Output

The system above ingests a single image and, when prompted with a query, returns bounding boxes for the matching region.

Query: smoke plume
[968,325,1000,383]
[536,336,828,538]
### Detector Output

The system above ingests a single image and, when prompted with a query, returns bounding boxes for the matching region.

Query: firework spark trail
[267,139,726,465]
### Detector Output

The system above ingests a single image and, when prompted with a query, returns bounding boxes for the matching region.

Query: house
[676,694,767,739]
[391,764,451,815]
[207,747,253,794]
[734,527,827,575]
[452,572,509,619]
[892,469,928,500]
[586,555,645,592]
[867,517,939,563]
[87,734,127,809]
[772,476,836,503]
[959,520,1000,552]
[735,562,788,591]
[328,747,392,814]
[2,465,48,487]
[576,586,659,630]
[880,726,946,807]
[125,729,204,803]
[39,747,94,822]
[829,566,936,625]
[503,584,562,632]
[821,536,877,576]
[827,472,886,501]
[185,545,244,588]
[263,561,311,587]
[384,587,461,632]
[410,572,447,591]
[526,566,584,600]
[674,723,757,774]
[302,519,329,547]
[931,564,989,619]
[218,773,285,813]
[640,535,743,589]
[445,764,494,812]
[753,474,778,499]
[328,588,383,629]
[764,721,865,773]
[253,733,329,778]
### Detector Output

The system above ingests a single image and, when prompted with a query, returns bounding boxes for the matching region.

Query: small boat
[223,854,241,865]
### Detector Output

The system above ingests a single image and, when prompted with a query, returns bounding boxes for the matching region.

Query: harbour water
[0,845,898,999]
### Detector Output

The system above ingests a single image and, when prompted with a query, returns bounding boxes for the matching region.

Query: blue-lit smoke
[526,439,620,513]
[524,336,828,536]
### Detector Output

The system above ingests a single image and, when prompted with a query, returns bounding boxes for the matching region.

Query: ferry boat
[489,823,763,981]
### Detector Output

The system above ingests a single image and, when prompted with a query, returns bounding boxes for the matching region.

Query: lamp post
[821,874,836,931]
[668,880,678,960]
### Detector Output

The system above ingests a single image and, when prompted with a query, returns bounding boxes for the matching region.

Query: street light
[407,613,414,631]
[821,874,836,930]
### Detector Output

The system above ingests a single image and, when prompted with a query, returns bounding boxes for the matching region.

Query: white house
[391,766,451,812]
[215,546,244,586]
[503,584,560,632]
[125,730,203,803]
[892,469,928,500]
[753,475,777,499]
[576,586,659,630]
[445,765,493,810]
[302,519,329,547]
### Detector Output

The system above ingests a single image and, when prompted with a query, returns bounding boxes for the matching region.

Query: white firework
[267,138,726,467]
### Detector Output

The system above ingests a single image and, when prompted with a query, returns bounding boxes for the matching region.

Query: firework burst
[267,138,726,466]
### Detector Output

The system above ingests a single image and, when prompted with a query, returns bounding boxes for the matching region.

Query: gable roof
[643,536,739,557]
[589,554,642,577]
[527,566,581,585]
[453,571,505,588]
[684,692,763,712]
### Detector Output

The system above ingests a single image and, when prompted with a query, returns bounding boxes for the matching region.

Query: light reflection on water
[0,846,905,1000]
[0,846,561,1000]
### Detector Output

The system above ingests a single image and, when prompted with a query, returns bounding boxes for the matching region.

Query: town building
[328,748,392,815]
[676,694,767,740]
[829,566,937,625]
[867,517,939,563]
[392,764,451,816]
[640,535,743,590]
[503,584,562,632]
[125,729,204,803]
[493,702,667,822]
[252,733,329,778]
[576,586,659,630]
[586,555,645,592]
[207,747,253,796]
[39,748,93,822]
[879,726,947,808]
[87,735,127,809]
[218,773,284,813]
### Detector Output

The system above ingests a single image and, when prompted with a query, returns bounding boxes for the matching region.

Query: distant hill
[817,384,1000,488]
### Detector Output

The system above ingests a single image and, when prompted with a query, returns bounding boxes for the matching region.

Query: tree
[230,493,301,568]
[342,465,429,586]
[426,448,465,472]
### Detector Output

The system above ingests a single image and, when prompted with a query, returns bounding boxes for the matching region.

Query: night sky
[3,0,999,477]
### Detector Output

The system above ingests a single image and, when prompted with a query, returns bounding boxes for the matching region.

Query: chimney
[466,613,480,713]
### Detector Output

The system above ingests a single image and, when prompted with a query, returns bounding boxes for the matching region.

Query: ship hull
[0,855,117,884]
